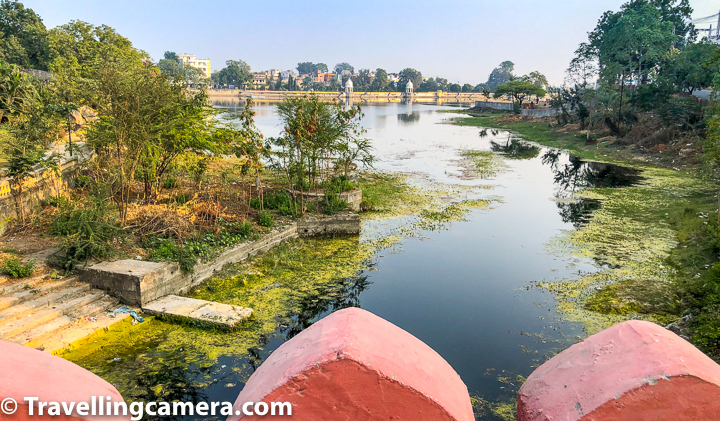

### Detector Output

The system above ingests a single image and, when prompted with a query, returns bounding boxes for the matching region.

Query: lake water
[70,101,643,419]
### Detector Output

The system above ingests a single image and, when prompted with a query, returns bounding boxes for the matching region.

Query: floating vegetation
[540,165,713,335]
[459,150,505,179]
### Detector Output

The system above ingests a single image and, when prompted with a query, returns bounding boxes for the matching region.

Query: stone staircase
[0,272,131,353]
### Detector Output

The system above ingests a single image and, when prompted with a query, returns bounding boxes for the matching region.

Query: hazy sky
[21,0,720,85]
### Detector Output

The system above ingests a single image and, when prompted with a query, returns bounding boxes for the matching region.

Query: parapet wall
[80,214,361,307]
[0,157,79,235]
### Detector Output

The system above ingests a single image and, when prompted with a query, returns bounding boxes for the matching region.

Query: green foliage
[269,94,372,215]
[494,80,546,111]
[43,195,68,208]
[257,211,273,227]
[50,195,122,270]
[0,0,52,70]
[146,220,255,273]
[657,96,704,132]
[2,256,34,278]
[322,191,347,215]
[249,197,261,210]
[215,59,252,88]
[162,175,178,189]
[262,190,297,216]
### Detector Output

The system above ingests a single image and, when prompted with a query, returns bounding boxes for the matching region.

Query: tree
[334,62,354,75]
[461,83,473,92]
[668,40,718,94]
[0,60,58,222]
[87,55,218,222]
[316,63,328,72]
[494,80,546,111]
[270,95,371,214]
[0,0,51,70]
[419,77,439,92]
[296,62,315,75]
[398,68,422,92]
[448,83,461,92]
[486,61,514,91]
[302,76,312,90]
[353,69,372,90]
[370,68,389,91]
[525,71,548,88]
[217,59,252,88]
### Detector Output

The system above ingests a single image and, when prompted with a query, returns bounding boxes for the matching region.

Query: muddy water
[66,102,644,420]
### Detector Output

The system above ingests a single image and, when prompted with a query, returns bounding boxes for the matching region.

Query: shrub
[50,196,122,270]
[43,195,68,208]
[163,175,178,189]
[323,191,347,215]
[262,190,297,216]
[2,257,35,278]
[258,211,274,227]
[249,197,262,210]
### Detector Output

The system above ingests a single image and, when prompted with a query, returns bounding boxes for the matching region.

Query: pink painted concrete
[228,307,473,421]
[517,320,720,421]
[0,340,128,420]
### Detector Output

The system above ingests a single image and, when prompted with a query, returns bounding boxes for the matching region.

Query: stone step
[0,273,52,295]
[0,292,103,340]
[143,295,253,328]
[26,299,132,354]
[0,277,79,311]
[0,285,92,325]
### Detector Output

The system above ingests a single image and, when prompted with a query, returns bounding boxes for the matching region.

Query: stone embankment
[78,214,360,329]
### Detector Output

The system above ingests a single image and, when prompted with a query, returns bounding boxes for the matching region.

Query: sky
[21,0,720,86]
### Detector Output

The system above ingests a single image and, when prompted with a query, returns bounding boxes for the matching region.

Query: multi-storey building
[177,54,211,78]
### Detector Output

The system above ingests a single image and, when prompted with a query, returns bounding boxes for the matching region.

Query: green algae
[460,150,506,178]
[538,165,714,334]
[60,168,502,400]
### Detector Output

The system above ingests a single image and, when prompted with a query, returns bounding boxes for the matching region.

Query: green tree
[296,62,315,75]
[668,40,718,94]
[217,59,252,88]
[398,68,422,92]
[0,0,51,70]
[87,55,218,222]
[525,71,548,88]
[370,68,389,91]
[0,60,58,222]
[334,62,354,75]
[353,69,372,90]
[486,61,514,90]
[494,80,546,111]
[461,83,473,92]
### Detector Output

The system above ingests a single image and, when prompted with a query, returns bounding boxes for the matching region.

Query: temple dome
[406,80,413,89]
[345,79,353,88]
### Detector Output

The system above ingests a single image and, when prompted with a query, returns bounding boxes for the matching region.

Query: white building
[177,54,211,78]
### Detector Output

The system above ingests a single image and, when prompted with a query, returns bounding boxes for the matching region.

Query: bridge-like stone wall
[208,89,509,104]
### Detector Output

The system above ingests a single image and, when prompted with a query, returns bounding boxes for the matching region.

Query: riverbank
[455,111,720,361]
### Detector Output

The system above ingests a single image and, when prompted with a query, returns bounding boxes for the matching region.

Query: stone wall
[80,214,361,307]
[0,158,79,235]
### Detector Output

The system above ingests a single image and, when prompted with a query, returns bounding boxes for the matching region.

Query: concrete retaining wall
[0,158,79,235]
[473,101,559,118]
[80,214,361,307]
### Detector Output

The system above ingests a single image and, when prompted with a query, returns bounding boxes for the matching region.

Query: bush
[145,220,255,273]
[50,196,122,270]
[2,257,35,278]
[657,97,704,132]
[249,197,262,210]
[323,191,347,215]
[163,175,178,189]
[263,190,297,216]
[43,195,68,208]
[258,211,274,227]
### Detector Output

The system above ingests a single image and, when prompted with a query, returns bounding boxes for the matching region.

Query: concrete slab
[78,260,180,306]
[143,295,252,328]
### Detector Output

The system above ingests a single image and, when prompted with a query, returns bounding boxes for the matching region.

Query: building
[177,54,211,78]
[253,73,268,89]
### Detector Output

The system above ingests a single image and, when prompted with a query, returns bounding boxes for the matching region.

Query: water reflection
[397,112,421,124]
[490,138,540,160]
[281,273,371,341]
[541,150,642,228]
[542,151,643,196]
